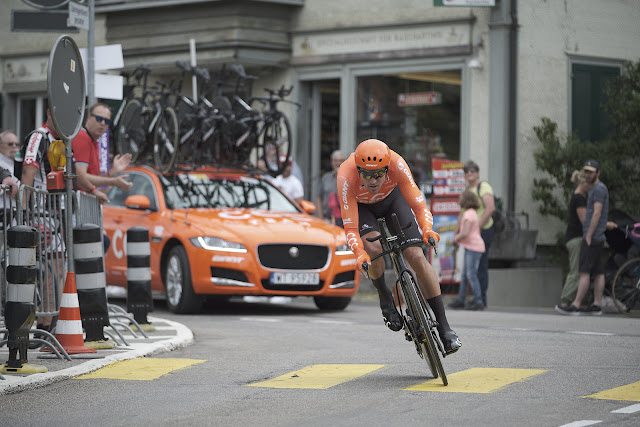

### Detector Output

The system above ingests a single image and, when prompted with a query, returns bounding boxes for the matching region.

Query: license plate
[270,272,319,285]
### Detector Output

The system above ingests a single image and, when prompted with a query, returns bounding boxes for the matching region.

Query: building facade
[2,0,639,246]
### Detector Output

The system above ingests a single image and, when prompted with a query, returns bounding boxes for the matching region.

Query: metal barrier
[15,185,67,326]
[75,190,102,228]
[0,185,17,320]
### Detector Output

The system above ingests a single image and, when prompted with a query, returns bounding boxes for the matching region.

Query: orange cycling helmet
[354,139,391,170]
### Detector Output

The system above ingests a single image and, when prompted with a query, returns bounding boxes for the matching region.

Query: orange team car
[102,165,359,313]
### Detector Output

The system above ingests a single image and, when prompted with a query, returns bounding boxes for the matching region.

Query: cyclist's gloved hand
[423,230,441,246]
[356,252,371,271]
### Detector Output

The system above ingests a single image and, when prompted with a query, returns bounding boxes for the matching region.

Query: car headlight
[335,243,353,255]
[190,236,247,253]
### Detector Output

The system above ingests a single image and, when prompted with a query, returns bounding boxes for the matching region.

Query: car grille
[257,244,329,270]
[262,279,324,292]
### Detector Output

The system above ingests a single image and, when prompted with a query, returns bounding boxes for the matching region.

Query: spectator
[449,190,486,311]
[272,161,304,205]
[457,160,495,308]
[265,141,304,185]
[0,167,18,199]
[556,160,609,315]
[0,130,20,176]
[20,110,78,335]
[555,170,592,312]
[72,103,133,201]
[315,150,345,227]
[73,103,133,253]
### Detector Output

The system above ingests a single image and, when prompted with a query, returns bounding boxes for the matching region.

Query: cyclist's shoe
[380,304,403,332]
[555,304,581,315]
[448,299,465,309]
[580,304,602,315]
[440,330,462,355]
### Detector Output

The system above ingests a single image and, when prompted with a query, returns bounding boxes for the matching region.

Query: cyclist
[337,139,461,355]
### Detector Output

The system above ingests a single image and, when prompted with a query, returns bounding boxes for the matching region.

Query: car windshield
[160,173,299,212]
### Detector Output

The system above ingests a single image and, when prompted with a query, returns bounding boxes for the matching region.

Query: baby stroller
[604,209,640,317]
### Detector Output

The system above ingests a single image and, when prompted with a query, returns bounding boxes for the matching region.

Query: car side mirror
[299,200,316,214]
[125,195,152,210]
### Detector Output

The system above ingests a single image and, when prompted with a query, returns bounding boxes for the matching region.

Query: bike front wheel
[612,256,640,317]
[117,99,146,163]
[402,271,447,385]
[153,106,179,174]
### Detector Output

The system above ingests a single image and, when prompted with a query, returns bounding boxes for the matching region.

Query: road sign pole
[87,0,95,107]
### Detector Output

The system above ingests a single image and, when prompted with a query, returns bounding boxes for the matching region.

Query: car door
[103,171,161,288]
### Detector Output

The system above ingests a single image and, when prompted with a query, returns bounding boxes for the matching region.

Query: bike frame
[367,213,448,385]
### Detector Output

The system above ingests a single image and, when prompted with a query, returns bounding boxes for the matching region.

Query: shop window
[571,63,619,142]
[356,71,461,183]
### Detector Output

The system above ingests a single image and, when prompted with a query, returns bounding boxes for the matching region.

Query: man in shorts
[556,159,608,315]
[337,139,461,354]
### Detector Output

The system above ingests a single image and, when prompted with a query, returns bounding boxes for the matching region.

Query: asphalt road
[1,297,639,427]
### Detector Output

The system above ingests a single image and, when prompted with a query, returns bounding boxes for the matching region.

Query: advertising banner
[430,158,465,286]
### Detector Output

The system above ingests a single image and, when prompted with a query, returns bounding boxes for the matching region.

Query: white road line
[567,331,615,336]
[558,421,602,427]
[239,317,282,322]
[612,403,640,414]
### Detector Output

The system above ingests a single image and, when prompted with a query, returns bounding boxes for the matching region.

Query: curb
[0,316,193,396]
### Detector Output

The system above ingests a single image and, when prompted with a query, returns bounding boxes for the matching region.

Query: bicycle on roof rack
[363,213,448,385]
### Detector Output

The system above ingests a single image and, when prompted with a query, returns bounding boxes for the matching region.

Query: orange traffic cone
[48,272,96,354]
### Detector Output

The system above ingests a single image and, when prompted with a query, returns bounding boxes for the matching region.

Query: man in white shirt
[272,162,304,204]
[0,130,19,176]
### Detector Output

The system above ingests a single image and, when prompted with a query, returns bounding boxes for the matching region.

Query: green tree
[532,60,640,226]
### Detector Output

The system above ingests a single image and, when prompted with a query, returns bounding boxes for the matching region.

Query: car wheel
[165,246,202,314]
[313,296,352,311]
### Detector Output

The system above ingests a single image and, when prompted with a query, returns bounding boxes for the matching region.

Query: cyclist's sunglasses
[358,167,388,180]
[92,114,112,125]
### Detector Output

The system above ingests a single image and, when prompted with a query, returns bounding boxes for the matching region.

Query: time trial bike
[364,213,448,385]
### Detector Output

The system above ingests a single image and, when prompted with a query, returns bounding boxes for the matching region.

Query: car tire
[313,296,352,311]
[165,245,202,314]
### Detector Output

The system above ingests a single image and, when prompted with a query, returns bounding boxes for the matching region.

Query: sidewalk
[0,316,193,395]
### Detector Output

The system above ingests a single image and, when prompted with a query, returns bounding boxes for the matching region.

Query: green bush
[532,60,640,267]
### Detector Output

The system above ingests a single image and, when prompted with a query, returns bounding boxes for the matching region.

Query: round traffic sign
[47,35,86,140]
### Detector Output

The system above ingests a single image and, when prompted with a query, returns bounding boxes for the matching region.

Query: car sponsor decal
[211,255,244,263]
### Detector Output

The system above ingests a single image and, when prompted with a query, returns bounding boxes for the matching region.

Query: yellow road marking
[247,364,385,389]
[405,368,548,393]
[75,358,206,381]
[585,381,640,402]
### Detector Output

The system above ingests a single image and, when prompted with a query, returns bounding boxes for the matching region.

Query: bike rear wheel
[261,113,292,177]
[612,256,640,317]
[402,271,448,385]
[117,99,146,163]
[153,106,179,174]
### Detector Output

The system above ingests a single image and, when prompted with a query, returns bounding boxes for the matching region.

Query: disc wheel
[117,99,146,163]
[261,114,292,177]
[153,106,179,174]
[164,246,202,314]
[403,272,447,385]
[612,257,640,317]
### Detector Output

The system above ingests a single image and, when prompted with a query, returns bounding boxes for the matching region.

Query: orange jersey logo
[337,150,433,255]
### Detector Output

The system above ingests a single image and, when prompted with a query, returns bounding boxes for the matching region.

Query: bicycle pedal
[404,332,412,342]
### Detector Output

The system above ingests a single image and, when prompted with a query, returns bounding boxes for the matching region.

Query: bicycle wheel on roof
[117,99,145,163]
[261,113,292,177]
[153,106,179,174]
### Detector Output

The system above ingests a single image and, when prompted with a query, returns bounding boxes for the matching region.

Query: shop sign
[429,157,465,284]
[398,91,442,107]
[293,23,469,57]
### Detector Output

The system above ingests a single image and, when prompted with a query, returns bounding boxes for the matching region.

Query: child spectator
[449,190,486,311]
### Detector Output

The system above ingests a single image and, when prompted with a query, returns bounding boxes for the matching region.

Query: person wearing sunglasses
[72,102,133,204]
[0,130,20,177]
[336,139,461,355]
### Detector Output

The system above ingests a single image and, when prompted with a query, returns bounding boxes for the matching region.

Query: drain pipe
[507,0,519,213]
